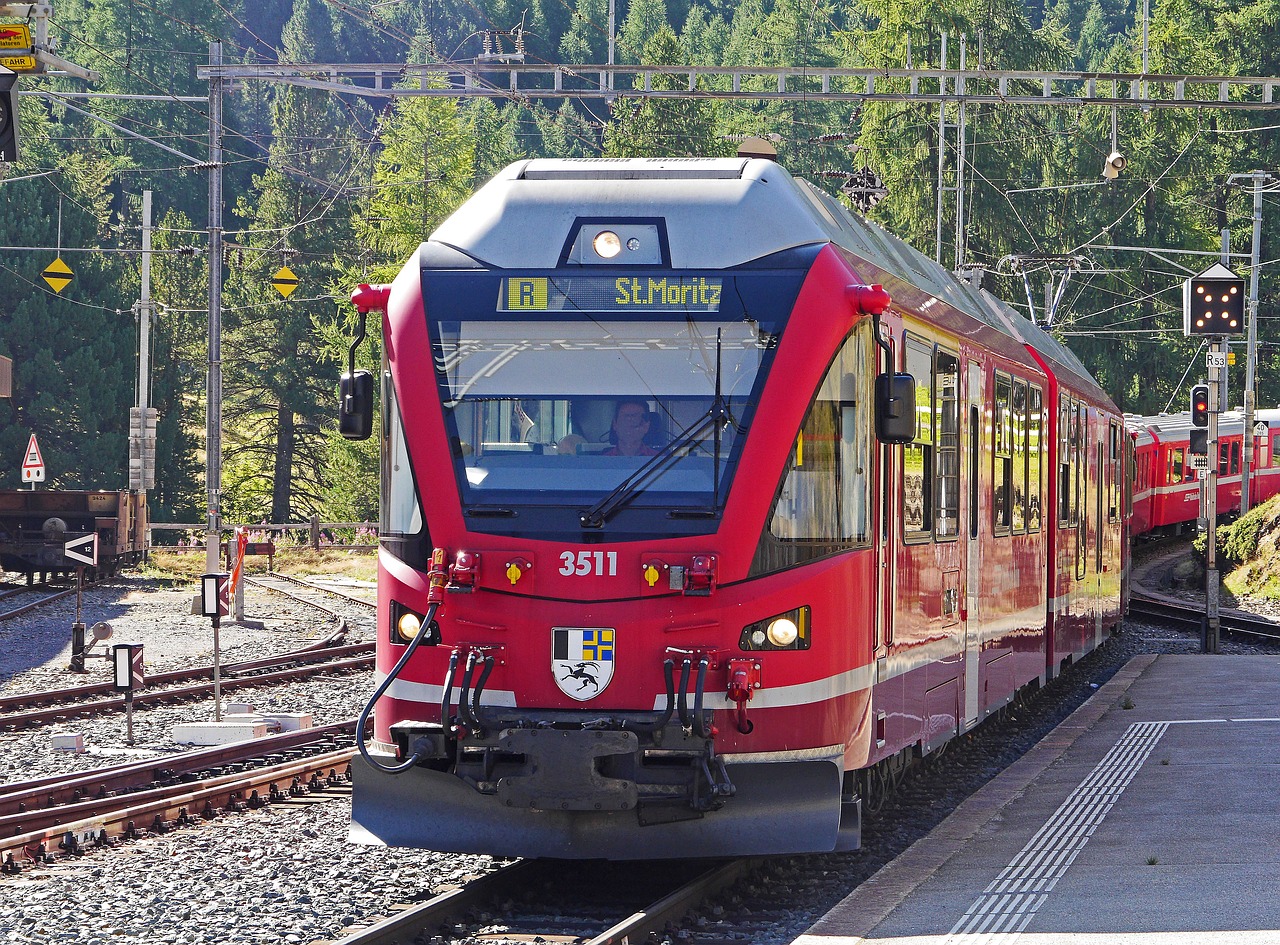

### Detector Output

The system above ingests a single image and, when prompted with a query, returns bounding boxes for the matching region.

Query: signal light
[1183,264,1245,336]
[1191,384,1210,427]
[1189,428,1208,455]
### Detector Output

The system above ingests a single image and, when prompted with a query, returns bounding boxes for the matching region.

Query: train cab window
[1027,385,1043,532]
[934,349,960,540]
[381,371,426,551]
[1170,448,1184,484]
[767,324,874,546]
[994,373,1013,534]
[902,334,934,541]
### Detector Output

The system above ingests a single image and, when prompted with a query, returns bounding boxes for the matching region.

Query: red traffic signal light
[1191,384,1210,427]
[1184,264,1245,336]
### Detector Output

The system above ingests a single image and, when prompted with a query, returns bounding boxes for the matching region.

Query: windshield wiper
[578,408,726,528]
[580,331,735,529]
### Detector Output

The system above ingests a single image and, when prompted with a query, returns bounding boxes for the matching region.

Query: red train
[1126,407,1280,537]
[339,157,1127,859]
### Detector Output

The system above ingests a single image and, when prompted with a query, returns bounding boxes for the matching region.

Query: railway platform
[794,653,1280,944]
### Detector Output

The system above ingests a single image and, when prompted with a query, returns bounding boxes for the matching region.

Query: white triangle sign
[21,434,44,483]
[64,534,98,566]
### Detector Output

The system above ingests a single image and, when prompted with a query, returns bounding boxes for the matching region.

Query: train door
[963,362,983,730]
[875,330,898,721]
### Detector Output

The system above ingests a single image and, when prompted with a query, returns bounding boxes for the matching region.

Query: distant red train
[339,157,1128,860]
[1126,408,1280,537]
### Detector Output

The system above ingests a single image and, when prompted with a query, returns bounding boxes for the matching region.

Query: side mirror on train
[875,372,916,445]
[339,370,374,441]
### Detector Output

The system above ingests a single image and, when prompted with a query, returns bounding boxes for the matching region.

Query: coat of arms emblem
[551,627,615,700]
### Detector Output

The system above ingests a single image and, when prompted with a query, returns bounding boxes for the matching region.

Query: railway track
[331,857,756,945]
[250,571,376,620]
[0,638,374,730]
[2,744,354,875]
[0,584,84,621]
[0,719,360,862]
[1129,590,1280,640]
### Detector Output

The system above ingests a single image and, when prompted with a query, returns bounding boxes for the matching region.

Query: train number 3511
[559,550,619,576]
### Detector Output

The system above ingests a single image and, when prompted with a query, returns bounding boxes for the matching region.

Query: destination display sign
[499,275,723,313]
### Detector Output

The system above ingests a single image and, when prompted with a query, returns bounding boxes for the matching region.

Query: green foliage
[604,28,731,157]
[1219,494,1280,566]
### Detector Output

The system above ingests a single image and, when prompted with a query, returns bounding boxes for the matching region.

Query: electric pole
[1229,170,1274,516]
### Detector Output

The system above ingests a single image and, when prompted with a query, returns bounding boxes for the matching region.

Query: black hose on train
[356,601,442,774]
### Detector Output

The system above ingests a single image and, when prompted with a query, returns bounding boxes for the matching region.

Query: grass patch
[143,547,377,583]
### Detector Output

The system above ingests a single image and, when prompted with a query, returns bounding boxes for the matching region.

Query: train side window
[1231,441,1240,474]
[1011,378,1027,534]
[934,348,960,540]
[902,334,934,542]
[1273,434,1280,466]
[993,373,1012,535]
[1070,401,1081,527]
[1219,442,1230,475]
[1170,448,1184,483]
[767,325,874,546]
[1028,385,1043,532]
[1107,423,1118,521]
[1058,395,1071,525]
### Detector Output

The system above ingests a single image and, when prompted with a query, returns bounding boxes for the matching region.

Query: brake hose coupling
[726,658,761,735]
[427,547,449,606]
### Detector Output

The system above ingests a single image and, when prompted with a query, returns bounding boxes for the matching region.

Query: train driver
[601,399,658,457]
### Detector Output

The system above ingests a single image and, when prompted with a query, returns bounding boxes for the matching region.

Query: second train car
[339,157,1127,860]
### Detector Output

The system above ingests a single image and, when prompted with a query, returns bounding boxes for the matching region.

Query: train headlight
[390,601,439,645]
[766,617,799,647]
[739,606,810,651]
[592,230,622,258]
[567,222,664,265]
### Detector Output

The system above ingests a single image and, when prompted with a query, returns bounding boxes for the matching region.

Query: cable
[355,600,441,773]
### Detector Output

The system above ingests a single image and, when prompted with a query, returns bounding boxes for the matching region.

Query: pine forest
[1,0,1278,530]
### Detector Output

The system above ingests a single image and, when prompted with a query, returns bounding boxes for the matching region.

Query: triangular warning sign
[272,266,299,298]
[42,257,73,294]
[22,433,43,469]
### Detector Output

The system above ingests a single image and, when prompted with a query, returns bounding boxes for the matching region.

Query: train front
[343,158,895,859]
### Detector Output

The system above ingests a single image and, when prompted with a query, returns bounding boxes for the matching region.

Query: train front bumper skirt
[349,749,850,859]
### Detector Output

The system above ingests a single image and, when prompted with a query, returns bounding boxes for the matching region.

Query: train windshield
[425,266,809,536]
[436,316,774,524]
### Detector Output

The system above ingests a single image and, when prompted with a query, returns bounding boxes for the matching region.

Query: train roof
[1126,409,1258,439]
[428,157,1110,403]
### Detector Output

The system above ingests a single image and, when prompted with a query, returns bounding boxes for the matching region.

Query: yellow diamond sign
[42,257,73,294]
[272,266,299,298]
